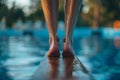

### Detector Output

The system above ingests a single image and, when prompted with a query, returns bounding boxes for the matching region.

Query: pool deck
[32,56,93,80]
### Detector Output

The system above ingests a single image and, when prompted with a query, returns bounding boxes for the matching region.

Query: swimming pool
[0,29,120,80]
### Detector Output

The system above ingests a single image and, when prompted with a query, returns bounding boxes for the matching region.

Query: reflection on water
[0,35,120,80]
[0,36,47,80]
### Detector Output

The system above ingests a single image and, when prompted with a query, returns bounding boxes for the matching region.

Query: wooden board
[32,56,93,80]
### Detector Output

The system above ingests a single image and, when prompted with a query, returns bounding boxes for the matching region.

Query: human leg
[63,0,82,57]
[41,0,60,57]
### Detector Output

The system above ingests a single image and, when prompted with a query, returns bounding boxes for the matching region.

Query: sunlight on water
[0,31,120,80]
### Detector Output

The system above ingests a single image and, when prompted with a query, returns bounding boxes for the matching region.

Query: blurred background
[0,0,120,28]
[0,0,120,80]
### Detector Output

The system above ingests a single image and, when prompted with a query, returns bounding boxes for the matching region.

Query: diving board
[32,56,93,80]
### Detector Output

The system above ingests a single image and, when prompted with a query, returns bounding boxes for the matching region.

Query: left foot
[48,36,60,57]
[47,43,60,57]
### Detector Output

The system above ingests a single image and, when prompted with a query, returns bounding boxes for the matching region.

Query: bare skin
[41,0,82,57]
[63,0,82,57]
[41,0,60,57]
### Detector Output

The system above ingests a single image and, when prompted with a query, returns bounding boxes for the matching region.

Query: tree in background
[0,0,8,20]
[26,0,44,21]
[0,0,120,27]
[93,0,101,28]
[102,0,120,26]
[6,2,25,27]
[0,0,25,27]
[82,0,120,27]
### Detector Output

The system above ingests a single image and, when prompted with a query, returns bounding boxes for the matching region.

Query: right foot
[62,39,75,58]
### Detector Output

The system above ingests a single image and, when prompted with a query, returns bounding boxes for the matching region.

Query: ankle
[50,41,58,47]
[49,36,59,45]
[63,38,73,44]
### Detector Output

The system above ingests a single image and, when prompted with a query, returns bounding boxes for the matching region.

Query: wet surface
[0,32,120,80]
[33,57,91,80]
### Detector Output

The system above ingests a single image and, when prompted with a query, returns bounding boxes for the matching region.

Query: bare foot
[62,42,75,58]
[48,36,60,58]
[47,43,60,57]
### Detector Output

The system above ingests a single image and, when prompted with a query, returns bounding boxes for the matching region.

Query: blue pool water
[0,29,120,80]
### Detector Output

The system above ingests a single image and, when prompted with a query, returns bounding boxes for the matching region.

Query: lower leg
[48,0,59,45]
[65,0,82,43]
[41,0,59,57]
[63,0,82,57]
